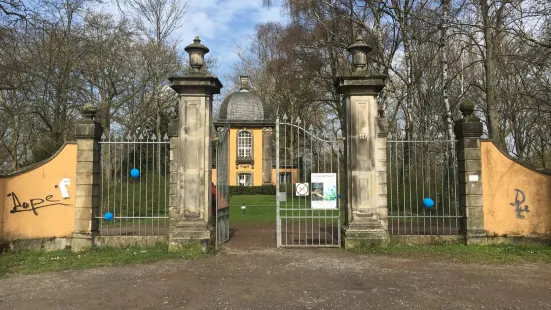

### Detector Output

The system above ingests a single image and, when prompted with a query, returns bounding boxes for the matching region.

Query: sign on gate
[275,114,342,247]
[295,183,309,196]
[311,173,338,210]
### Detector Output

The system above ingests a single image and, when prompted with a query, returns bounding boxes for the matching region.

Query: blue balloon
[423,198,435,208]
[130,168,140,179]
[104,211,114,221]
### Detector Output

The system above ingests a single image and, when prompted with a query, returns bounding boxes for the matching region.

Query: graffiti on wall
[7,178,71,216]
[509,189,530,219]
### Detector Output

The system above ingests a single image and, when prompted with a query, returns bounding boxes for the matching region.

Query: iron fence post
[276,115,281,247]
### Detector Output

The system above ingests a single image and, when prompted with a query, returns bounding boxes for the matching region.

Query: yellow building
[212,76,297,187]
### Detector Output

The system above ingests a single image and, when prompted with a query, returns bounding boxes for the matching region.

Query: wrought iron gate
[276,115,343,247]
[98,131,169,236]
[215,125,230,247]
[387,139,460,235]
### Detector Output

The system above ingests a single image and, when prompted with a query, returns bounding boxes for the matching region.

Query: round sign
[296,183,309,196]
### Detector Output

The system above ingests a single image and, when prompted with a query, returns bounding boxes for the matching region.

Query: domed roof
[219,76,266,121]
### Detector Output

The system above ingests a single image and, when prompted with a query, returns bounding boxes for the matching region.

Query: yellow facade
[229,128,264,186]
[212,127,297,186]
[482,141,551,238]
[271,168,298,185]
[0,143,77,241]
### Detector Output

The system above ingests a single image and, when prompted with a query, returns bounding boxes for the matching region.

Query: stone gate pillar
[336,36,389,248]
[167,37,222,251]
[454,102,486,244]
[72,106,103,252]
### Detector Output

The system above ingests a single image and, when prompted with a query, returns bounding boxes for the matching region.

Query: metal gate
[276,115,343,247]
[387,140,460,235]
[98,131,169,236]
[215,125,230,247]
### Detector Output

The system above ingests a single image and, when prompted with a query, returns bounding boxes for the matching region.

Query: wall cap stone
[334,74,387,95]
[168,75,223,95]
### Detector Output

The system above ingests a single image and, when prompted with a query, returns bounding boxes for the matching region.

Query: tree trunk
[481,0,501,143]
[441,0,454,140]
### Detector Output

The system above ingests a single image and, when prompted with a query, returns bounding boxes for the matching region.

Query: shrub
[229,185,276,195]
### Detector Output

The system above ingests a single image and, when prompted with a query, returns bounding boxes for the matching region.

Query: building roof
[218,76,267,121]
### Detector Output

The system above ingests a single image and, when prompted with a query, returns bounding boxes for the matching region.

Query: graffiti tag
[509,189,530,219]
[7,192,70,216]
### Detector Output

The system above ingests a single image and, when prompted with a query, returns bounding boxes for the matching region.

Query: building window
[238,173,253,186]
[279,172,291,184]
[237,130,253,163]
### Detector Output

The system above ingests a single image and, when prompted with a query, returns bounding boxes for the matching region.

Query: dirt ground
[1,224,551,310]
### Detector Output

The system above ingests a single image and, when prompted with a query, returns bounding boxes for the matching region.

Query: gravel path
[1,225,550,309]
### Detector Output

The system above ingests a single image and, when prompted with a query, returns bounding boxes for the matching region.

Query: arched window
[237,130,253,161]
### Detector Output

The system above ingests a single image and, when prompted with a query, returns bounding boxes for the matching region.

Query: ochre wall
[271,168,298,185]
[0,143,77,241]
[482,141,551,238]
[213,167,298,187]
[228,128,264,186]
[213,128,298,187]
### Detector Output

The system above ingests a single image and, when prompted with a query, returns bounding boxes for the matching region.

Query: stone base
[390,235,464,245]
[461,229,488,245]
[342,222,390,248]
[71,232,96,252]
[168,220,213,252]
[94,235,168,248]
[486,235,551,246]
[1,237,71,253]
[465,235,488,245]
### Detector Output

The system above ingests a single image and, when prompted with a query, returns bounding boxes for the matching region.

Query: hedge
[229,185,276,195]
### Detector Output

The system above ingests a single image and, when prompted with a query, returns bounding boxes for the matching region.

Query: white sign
[295,183,309,196]
[468,174,479,182]
[58,178,71,199]
[311,173,338,210]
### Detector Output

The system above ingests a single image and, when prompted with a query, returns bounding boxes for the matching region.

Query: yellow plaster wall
[212,129,299,187]
[271,168,298,185]
[482,141,551,238]
[228,128,264,186]
[0,143,77,241]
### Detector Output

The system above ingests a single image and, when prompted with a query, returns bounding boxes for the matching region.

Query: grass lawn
[0,244,208,278]
[350,243,551,264]
[229,195,277,224]
[227,195,345,225]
